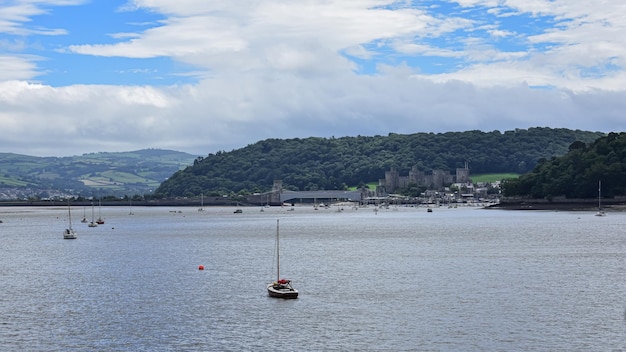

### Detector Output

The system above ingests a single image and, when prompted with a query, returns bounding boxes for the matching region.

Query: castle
[378,164,470,194]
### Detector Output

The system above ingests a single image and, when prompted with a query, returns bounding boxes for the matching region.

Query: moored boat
[595,180,606,216]
[267,219,298,299]
[96,198,105,224]
[267,279,298,299]
[64,203,77,239]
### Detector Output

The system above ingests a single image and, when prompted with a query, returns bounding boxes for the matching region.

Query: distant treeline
[155,128,605,197]
[502,132,626,199]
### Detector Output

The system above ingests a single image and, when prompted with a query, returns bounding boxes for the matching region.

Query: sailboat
[63,203,77,239]
[81,207,88,223]
[267,219,298,299]
[198,193,204,212]
[96,198,105,224]
[88,202,98,227]
[596,180,606,216]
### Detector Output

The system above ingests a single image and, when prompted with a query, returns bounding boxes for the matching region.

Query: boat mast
[276,219,280,281]
[598,180,602,209]
[68,202,72,230]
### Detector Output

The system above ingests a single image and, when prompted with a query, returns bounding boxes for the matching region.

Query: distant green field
[79,170,162,190]
[471,173,520,183]
[0,176,29,187]
[348,182,378,191]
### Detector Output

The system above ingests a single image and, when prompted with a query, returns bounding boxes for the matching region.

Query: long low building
[279,190,362,203]
[246,180,365,205]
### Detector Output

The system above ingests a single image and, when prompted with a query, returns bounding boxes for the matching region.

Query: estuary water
[1,205,625,351]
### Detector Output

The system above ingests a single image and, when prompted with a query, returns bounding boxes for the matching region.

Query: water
[1,205,625,351]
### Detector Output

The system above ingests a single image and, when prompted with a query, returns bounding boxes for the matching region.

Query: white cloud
[68,2,440,73]
[0,0,625,157]
[0,55,41,80]
[0,0,82,35]
[1,69,625,157]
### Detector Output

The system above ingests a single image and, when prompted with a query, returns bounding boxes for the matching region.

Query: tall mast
[68,202,72,229]
[276,219,280,281]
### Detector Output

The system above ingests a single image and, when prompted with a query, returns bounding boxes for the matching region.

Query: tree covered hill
[502,132,626,199]
[156,128,605,197]
[0,149,196,199]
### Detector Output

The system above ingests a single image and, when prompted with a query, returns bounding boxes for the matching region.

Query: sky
[1,0,625,157]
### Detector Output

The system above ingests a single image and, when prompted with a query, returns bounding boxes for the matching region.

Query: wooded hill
[155,128,605,197]
[0,149,196,199]
[502,132,626,199]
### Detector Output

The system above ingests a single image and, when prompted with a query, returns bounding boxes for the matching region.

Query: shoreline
[3,198,626,212]
[489,198,626,211]
[0,199,243,207]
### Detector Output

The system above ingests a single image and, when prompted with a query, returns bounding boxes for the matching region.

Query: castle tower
[385,168,400,193]
[456,161,470,183]
[272,180,283,192]
[271,180,283,204]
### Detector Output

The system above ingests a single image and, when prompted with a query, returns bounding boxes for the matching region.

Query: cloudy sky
[1,0,625,157]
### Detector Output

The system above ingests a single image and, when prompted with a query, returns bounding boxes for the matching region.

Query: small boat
[64,203,77,239]
[267,219,298,299]
[596,180,606,216]
[81,207,88,223]
[198,193,204,212]
[88,202,98,227]
[96,198,105,224]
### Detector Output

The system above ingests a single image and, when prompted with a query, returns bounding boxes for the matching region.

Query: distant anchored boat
[96,198,105,224]
[596,180,606,217]
[63,203,77,240]
[88,202,98,227]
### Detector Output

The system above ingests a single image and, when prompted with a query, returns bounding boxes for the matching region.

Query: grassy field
[0,176,29,187]
[471,173,519,183]
[348,182,378,191]
[79,170,162,190]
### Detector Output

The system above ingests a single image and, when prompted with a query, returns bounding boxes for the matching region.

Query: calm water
[1,205,625,351]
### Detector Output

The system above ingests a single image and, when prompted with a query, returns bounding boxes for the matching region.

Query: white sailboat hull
[63,229,77,239]
[267,283,298,299]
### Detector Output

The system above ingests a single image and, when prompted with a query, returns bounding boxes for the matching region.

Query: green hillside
[0,149,196,199]
[502,132,626,198]
[156,127,605,197]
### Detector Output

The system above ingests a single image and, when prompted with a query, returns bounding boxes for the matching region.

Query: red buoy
[198,265,204,270]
